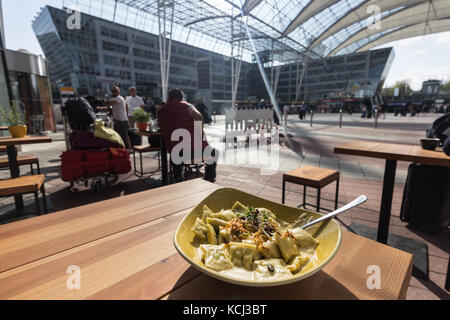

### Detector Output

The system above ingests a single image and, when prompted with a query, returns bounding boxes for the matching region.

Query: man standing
[104,86,131,149]
[125,87,145,129]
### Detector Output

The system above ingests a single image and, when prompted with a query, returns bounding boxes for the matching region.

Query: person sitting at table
[157,88,218,182]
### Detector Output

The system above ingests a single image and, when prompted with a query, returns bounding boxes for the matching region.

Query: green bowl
[174,188,342,287]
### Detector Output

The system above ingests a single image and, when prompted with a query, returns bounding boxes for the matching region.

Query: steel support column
[157,0,175,103]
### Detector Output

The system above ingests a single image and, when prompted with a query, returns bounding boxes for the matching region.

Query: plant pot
[137,122,148,132]
[8,125,27,138]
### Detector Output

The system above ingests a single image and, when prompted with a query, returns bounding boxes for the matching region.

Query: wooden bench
[133,145,161,178]
[282,166,340,212]
[0,155,40,174]
[0,175,47,215]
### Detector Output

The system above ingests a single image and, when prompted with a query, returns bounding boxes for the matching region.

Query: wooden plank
[0,211,199,299]
[334,141,450,167]
[163,232,413,300]
[0,136,52,146]
[0,179,219,273]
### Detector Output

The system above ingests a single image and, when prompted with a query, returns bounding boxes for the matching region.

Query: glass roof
[60,0,448,63]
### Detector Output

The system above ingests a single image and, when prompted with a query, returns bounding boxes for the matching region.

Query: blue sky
[3,0,450,90]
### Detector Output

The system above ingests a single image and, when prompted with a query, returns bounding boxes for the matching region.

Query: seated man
[158,88,218,182]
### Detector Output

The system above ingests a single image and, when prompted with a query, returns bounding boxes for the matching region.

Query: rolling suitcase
[400,164,450,234]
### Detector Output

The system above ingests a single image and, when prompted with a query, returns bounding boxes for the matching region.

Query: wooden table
[0,135,52,210]
[334,141,450,244]
[0,179,412,300]
[134,130,168,184]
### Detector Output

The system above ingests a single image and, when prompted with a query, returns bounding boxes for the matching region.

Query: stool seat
[282,166,340,213]
[133,145,160,153]
[283,166,339,188]
[0,175,45,196]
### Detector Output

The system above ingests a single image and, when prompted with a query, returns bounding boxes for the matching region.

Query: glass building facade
[33,5,393,114]
[32,6,249,114]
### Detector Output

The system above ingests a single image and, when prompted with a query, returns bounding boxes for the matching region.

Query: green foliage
[132,107,150,123]
[440,80,450,93]
[382,80,413,96]
[0,103,25,126]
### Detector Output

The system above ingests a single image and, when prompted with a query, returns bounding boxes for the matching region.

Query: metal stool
[282,166,340,212]
[133,145,161,178]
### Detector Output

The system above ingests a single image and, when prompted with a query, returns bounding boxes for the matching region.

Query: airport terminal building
[33,5,393,114]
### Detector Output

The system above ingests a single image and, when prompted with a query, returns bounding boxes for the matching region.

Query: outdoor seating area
[0,113,448,301]
[2,0,450,307]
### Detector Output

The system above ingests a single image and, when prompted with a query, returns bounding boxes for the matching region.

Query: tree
[382,80,413,97]
[440,80,450,93]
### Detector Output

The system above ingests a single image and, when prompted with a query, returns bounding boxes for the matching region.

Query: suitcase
[400,164,450,234]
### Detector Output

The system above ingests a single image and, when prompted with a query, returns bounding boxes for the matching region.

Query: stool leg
[335,177,340,210]
[41,185,48,214]
[140,152,144,177]
[30,164,34,175]
[317,188,321,212]
[303,185,307,209]
[34,192,41,216]
[282,179,285,204]
[445,256,449,291]
[133,150,137,176]
[158,151,161,169]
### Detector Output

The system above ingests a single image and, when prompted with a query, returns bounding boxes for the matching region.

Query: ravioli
[192,218,207,239]
[287,254,310,273]
[231,201,247,213]
[206,223,217,245]
[253,259,292,280]
[213,209,236,222]
[200,244,233,271]
[290,227,319,248]
[206,217,230,228]
[229,242,257,270]
[218,226,232,244]
[259,239,281,259]
[275,232,299,262]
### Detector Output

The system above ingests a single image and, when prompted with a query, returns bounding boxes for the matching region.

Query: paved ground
[0,112,448,300]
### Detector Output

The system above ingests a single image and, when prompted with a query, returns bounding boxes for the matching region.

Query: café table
[334,140,450,244]
[0,179,412,300]
[134,130,168,184]
[0,135,52,210]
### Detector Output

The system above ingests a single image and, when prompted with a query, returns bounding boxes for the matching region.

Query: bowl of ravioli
[173,188,342,287]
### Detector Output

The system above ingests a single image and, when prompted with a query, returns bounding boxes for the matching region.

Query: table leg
[377,159,397,244]
[160,137,168,185]
[6,145,24,210]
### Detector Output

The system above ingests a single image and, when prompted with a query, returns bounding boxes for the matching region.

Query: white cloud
[436,33,450,45]
[386,66,450,90]
[412,48,429,55]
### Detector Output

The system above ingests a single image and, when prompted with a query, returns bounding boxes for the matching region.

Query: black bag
[128,130,142,147]
[148,134,161,147]
[400,164,450,234]
[64,97,97,130]
[426,113,450,145]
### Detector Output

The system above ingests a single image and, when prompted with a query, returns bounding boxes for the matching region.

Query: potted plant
[0,103,27,138]
[133,108,151,132]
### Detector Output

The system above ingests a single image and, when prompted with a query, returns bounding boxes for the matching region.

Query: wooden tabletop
[334,140,450,167]
[0,179,412,300]
[0,135,52,146]
[0,126,8,131]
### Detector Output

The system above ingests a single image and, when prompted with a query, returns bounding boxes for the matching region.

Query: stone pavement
[0,112,448,300]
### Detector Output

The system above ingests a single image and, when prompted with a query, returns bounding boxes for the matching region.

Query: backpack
[63,97,97,130]
[426,113,450,145]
